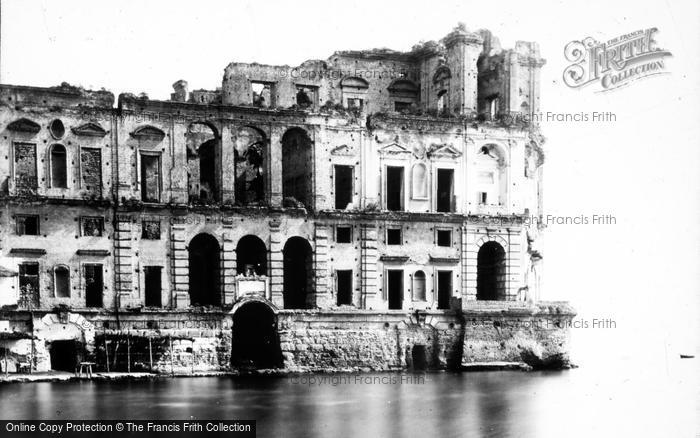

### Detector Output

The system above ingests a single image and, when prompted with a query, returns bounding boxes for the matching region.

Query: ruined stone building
[0,24,574,373]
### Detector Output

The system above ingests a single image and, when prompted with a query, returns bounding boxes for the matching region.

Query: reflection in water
[0,360,696,438]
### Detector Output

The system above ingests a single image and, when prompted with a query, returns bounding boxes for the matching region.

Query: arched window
[412,270,426,301]
[411,163,428,199]
[54,265,70,298]
[50,144,67,188]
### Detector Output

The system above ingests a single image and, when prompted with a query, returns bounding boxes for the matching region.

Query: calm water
[0,360,697,438]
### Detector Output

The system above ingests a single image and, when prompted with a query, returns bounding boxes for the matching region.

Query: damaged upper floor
[216,24,545,121]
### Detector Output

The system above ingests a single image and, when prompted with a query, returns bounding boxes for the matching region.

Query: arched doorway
[231,301,281,369]
[281,128,313,210]
[236,235,267,276]
[476,241,506,300]
[49,340,83,372]
[283,237,312,309]
[188,233,221,306]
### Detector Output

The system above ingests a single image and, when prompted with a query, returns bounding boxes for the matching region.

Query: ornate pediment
[432,66,452,84]
[379,142,411,156]
[330,144,354,156]
[72,122,108,137]
[7,118,40,133]
[340,76,369,89]
[130,125,166,141]
[428,143,462,159]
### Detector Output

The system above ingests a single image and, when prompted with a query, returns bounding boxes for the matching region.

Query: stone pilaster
[170,224,189,308]
[220,124,236,204]
[269,219,284,307]
[360,224,378,309]
[221,230,237,305]
[313,224,331,308]
[460,225,470,307]
[113,216,135,308]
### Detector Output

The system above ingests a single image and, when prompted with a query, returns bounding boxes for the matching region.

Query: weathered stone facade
[0,24,573,374]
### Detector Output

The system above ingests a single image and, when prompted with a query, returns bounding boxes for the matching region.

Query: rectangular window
[334,165,353,210]
[489,97,500,120]
[14,143,37,191]
[141,220,161,240]
[144,266,162,307]
[336,226,352,244]
[386,166,404,211]
[479,192,488,205]
[18,262,40,308]
[54,266,70,298]
[437,229,452,247]
[140,154,161,203]
[80,148,102,197]
[437,271,452,310]
[81,216,104,237]
[16,215,40,235]
[336,270,353,306]
[251,81,274,108]
[387,270,403,310]
[347,98,363,110]
[84,264,103,308]
[394,101,411,113]
[387,228,402,245]
[436,168,454,212]
[295,85,318,109]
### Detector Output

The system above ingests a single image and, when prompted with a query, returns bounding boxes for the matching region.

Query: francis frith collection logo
[563,28,672,92]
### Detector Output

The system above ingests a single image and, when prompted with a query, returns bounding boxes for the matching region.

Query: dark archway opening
[234,126,266,205]
[198,139,218,201]
[50,340,83,372]
[281,128,313,210]
[476,241,506,300]
[231,302,282,369]
[186,123,220,204]
[236,235,267,276]
[188,233,221,306]
[283,237,312,309]
[411,345,428,371]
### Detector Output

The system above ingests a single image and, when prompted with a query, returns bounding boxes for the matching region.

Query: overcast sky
[1,0,699,364]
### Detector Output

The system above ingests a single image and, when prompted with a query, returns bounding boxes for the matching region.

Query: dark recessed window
[16,215,40,235]
[336,226,352,243]
[81,216,104,237]
[437,230,452,247]
[142,220,161,240]
[387,228,402,245]
[480,192,488,204]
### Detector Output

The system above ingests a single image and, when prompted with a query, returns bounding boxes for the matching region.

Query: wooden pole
[105,337,110,373]
[191,342,194,375]
[169,336,174,376]
[148,337,153,372]
[4,346,8,376]
[127,336,131,374]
